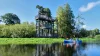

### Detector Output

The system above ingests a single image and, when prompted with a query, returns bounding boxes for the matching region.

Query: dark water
[0,43,100,56]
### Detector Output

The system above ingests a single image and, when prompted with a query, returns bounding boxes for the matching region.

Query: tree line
[78,28,100,38]
[0,13,36,38]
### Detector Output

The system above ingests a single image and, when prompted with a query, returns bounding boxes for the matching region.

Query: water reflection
[0,43,100,56]
[0,44,36,56]
[35,43,75,56]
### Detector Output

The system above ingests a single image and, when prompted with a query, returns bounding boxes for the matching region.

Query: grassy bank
[0,37,100,45]
[0,38,64,45]
[79,38,97,42]
[79,35,100,43]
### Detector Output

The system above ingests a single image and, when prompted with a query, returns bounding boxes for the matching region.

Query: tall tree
[1,13,20,25]
[75,14,84,37]
[56,3,75,38]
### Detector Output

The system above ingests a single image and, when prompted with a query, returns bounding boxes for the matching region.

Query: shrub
[0,23,36,38]
[95,35,100,40]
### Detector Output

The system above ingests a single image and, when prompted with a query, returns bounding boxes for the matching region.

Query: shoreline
[0,38,64,45]
[0,38,99,45]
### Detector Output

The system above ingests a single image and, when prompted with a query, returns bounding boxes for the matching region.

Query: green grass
[0,38,64,45]
[79,35,100,43]
[0,37,100,45]
[79,37,100,43]
[79,38,96,42]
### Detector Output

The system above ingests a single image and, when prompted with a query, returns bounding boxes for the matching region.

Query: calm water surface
[0,43,100,56]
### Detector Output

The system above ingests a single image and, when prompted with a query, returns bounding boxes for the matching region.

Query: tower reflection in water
[0,43,86,56]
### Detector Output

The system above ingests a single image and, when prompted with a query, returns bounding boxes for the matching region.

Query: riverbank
[0,37,100,45]
[0,38,64,45]
[79,37,100,43]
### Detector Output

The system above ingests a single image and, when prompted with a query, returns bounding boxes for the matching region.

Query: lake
[0,43,100,56]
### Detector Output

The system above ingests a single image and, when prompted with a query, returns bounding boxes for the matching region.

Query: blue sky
[0,0,100,30]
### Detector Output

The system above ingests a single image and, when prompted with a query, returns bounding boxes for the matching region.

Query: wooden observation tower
[35,5,58,37]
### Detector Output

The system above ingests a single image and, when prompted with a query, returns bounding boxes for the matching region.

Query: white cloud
[82,25,87,29]
[79,1,100,12]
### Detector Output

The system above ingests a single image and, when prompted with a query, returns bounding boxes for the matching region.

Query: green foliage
[87,28,100,38]
[75,14,84,26]
[75,28,100,38]
[0,22,36,38]
[80,28,88,37]
[74,14,84,38]
[1,13,20,25]
[94,28,100,35]
[73,15,100,38]
[36,5,52,17]
[56,3,75,38]
[95,35,100,40]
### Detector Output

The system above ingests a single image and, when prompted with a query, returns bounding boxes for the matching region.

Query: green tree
[36,5,51,17]
[75,14,84,37]
[88,29,99,38]
[80,28,88,37]
[56,3,75,38]
[1,13,20,25]
[44,8,51,17]
[94,28,99,35]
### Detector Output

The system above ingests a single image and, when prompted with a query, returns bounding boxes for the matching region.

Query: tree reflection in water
[0,44,36,56]
[0,43,87,56]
